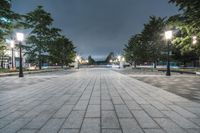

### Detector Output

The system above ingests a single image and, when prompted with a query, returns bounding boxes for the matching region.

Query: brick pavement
[133,76,200,103]
[0,68,200,133]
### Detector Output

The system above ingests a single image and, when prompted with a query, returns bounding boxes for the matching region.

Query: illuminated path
[0,68,200,133]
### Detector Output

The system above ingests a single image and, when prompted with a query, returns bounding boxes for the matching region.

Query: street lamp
[192,36,197,45]
[165,30,173,76]
[10,40,15,69]
[75,55,81,69]
[16,32,24,77]
[117,55,121,61]
[117,55,125,69]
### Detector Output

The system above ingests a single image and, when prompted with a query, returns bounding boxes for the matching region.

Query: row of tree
[1,1,76,69]
[124,0,200,68]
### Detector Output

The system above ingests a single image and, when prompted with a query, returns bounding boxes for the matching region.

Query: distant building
[0,41,26,69]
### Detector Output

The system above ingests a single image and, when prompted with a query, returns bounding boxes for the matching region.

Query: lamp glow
[117,55,121,61]
[75,55,81,62]
[10,40,15,48]
[192,36,197,44]
[122,57,125,62]
[165,30,173,40]
[16,33,24,41]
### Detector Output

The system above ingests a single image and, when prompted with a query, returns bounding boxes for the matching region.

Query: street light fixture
[117,55,121,61]
[192,36,197,45]
[165,30,173,76]
[16,32,24,77]
[10,40,15,69]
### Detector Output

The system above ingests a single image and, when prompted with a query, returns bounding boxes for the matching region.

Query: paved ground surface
[0,68,200,133]
[133,76,200,103]
[116,68,200,103]
[0,70,75,91]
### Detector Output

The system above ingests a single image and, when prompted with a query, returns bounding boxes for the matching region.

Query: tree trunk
[1,55,4,68]
[61,60,64,68]
[153,61,157,69]
[39,51,42,70]
[193,60,196,67]
[134,61,137,68]
[183,61,187,67]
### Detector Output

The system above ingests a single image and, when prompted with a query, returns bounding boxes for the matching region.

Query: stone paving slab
[0,68,200,133]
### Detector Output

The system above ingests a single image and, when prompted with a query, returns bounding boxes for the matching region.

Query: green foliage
[169,0,200,31]
[168,15,198,54]
[124,16,166,67]
[24,6,60,69]
[48,36,76,66]
[141,16,166,65]
[124,34,147,65]
[168,0,200,65]
[0,0,20,42]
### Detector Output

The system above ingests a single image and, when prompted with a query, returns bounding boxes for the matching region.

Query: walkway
[0,68,200,133]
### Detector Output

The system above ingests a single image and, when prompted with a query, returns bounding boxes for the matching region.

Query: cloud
[12,0,178,59]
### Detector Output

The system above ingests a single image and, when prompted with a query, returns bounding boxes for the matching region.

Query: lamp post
[75,55,80,69]
[192,36,199,67]
[16,33,24,77]
[165,30,173,76]
[118,55,125,69]
[10,40,15,69]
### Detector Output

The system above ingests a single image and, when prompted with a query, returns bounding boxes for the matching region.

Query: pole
[12,48,14,69]
[166,40,171,76]
[19,41,24,77]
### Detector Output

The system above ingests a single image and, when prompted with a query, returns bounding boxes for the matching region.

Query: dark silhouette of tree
[105,52,114,64]
[24,6,60,69]
[48,36,76,67]
[0,0,20,68]
[88,55,95,65]
[124,34,147,68]
[141,16,166,68]
[168,0,200,66]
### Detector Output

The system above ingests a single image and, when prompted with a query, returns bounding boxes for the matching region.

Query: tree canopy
[24,6,61,69]
[48,36,76,67]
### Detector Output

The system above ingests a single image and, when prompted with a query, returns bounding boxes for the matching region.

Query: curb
[0,69,64,77]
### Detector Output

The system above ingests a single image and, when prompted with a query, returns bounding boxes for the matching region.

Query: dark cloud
[11,0,178,60]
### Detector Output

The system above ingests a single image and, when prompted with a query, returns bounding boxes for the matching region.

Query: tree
[167,1,200,66]
[48,36,76,67]
[171,45,198,67]
[0,0,20,68]
[105,52,114,64]
[124,34,147,68]
[169,0,200,31]
[0,0,20,42]
[141,16,166,68]
[24,6,57,69]
[169,0,200,56]
[88,55,95,65]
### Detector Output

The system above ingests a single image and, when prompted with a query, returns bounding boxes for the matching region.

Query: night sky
[11,0,179,60]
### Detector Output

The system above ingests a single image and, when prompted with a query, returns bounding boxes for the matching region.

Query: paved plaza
[134,76,200,103]
[116,68,200,103]
[0,68,200,133]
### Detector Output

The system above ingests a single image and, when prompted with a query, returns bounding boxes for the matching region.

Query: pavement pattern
[0,68,200,133]
[134,76,200,103]
[0,70,75,91]
[115,68,200,103]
